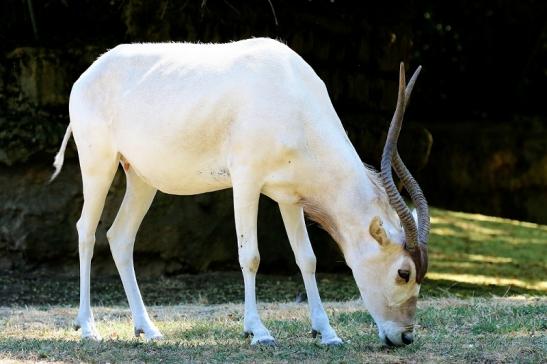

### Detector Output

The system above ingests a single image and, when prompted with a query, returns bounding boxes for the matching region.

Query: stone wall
[0,161,346,275]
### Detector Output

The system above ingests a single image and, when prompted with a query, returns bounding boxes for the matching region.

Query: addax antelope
[51,38,429,346]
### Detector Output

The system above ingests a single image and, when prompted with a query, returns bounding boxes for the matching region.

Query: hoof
[251,336,276,346]
[242,331,251,339]
[146,332,164,342]
[135,327,163,341]
[81,332,102,341]
[322,336,343,346]
[74,318,101,341]
[311,328,343,346]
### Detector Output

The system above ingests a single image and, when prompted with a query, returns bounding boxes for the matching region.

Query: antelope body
[52,38,429,346]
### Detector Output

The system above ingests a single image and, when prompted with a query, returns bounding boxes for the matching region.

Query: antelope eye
[398,269,410,283]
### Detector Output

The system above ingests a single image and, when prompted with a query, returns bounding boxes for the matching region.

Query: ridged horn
[380,63,419,250]
[392,66,430,247]
[380,63,428,283]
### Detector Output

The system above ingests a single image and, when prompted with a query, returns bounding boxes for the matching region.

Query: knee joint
[76,219,95,249]
[239,253,260,273]
[106,228,134,262]
[297,253,316,274]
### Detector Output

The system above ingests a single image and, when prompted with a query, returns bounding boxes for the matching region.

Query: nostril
[401,331,414,345]
[384,336,395,347]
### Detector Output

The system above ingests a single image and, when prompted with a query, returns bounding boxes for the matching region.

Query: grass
[426,208,547,296]
[0,298,545,363]
[0,208,546,362]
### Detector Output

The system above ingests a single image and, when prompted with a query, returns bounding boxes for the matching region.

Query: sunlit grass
[425,207,547,297]
[426,272,547,291]
[467,254,512,264]
[0,208,546,362]
[0,299,545,363]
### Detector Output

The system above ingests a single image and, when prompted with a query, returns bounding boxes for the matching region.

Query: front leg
[279,203,343,345]
[232,181,275,345]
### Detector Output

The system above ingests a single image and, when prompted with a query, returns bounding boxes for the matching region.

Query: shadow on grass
[428,208,547,295]
[0,335,364,363]
[1,298,545,364]
[0,208,545,307]
[2,270,543,309]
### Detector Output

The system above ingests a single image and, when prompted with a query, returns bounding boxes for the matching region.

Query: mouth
[381,333,412,347]
[378,321,415,347]
[383,336,396,347]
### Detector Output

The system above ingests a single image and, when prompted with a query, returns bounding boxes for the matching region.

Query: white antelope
[51,38,429,347]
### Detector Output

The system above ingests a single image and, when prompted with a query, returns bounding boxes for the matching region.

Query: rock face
[0,0,545,274]
[0,161,345,275]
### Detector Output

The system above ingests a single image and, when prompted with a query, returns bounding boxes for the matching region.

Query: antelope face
[353,63,429,346]
[351,217,422,346]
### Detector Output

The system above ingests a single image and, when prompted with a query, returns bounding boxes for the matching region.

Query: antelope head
[351,63,430,346]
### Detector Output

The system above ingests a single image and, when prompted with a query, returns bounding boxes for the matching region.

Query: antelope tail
[49,124,72,182]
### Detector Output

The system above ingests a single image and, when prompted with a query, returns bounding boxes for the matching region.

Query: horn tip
[399,63,406,87]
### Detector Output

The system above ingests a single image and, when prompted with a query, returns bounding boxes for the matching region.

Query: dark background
[1,0,546,275]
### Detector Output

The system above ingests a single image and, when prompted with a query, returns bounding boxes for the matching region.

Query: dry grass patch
[1,297,545,363]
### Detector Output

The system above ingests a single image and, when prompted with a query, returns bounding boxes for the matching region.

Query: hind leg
[106,166,161,340]
[231,176,275,345]
[74,152,118,340]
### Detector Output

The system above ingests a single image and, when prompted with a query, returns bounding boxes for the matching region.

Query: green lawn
[0,298,544,363]
[0,208,546,363]
[424,207,547,297]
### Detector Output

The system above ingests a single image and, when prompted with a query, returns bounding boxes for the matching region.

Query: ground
[0,208,545,363]
[0,298,545,363]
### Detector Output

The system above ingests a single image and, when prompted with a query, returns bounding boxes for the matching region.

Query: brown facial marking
[400,296,417,318]
[406,247,428,283]
[385,295,417,326]
[123,160,130,172]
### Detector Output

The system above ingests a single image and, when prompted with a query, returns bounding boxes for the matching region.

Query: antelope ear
[369,216,390,246]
